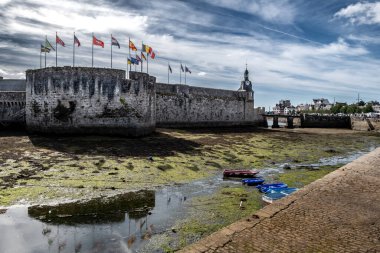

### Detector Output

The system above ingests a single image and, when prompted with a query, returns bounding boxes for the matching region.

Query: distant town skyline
[0,0,379,108]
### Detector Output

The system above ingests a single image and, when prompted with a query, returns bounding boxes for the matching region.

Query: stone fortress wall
[0,66,263,136]
[0,91,26,126]
[155,83,264,127]
[25,67,156,136]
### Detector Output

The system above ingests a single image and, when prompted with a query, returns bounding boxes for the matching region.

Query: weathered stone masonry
[155,83,263,127]
[1,66,264,135]
[26,67,156,136]
[0,92,25,126]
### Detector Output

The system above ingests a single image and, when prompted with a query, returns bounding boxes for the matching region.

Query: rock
[171,227,177,233]
[283,164,292,170]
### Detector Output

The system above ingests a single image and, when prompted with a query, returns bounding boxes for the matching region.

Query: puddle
[0,177,236,253]
[0,147,376,253]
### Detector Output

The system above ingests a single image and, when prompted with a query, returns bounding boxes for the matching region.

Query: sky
[0,0,379,108]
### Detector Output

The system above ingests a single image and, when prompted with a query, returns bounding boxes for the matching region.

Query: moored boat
[242,178,265,186]
[256,183,288,193]
[262,188,299,203]
[223,169,259,178]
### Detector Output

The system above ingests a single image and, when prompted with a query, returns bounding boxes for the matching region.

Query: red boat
[223,169,259,178]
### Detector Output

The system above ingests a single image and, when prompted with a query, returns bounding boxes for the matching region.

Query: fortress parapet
[25,67,155,136]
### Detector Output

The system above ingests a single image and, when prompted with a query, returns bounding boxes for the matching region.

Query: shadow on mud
[29,131,201,157]
[28,190,155,224]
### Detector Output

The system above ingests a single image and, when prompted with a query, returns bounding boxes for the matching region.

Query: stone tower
[239,65,253,92]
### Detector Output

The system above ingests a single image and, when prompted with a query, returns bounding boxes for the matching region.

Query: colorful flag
[185,66,191,74]
[45,38,55,51]
[41,44,50,53]
[150,51,156,59]
[112,36,120,48]
[168,64,172,73]
[141,52,147,60]
[142,44,152,54]
[74,35,81,47]
[136,55,142,62]
[93,36,104,48]
[131,57,139,65]
[56,35,65,47]
[180,64,184,72]
[129,40,137,51]
[128,58,132,65]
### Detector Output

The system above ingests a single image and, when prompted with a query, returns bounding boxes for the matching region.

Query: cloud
[334,2,380,25]
[198,72,207,76]
[209,0,297,24]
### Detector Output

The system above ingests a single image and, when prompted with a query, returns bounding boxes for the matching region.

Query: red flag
[93,36,104,48]
[56,35,65,47]
[150,51,156,59]
[74,35,81,47]
[129,40,137,51]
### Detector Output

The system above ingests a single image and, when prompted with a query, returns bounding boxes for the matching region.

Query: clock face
[245,80,251,86]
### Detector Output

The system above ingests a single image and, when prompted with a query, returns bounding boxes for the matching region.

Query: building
[272,99,292,115]
[373,105,380,113]
[313,98,332,110]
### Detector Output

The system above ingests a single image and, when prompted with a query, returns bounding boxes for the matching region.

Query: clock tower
[239,65,253,92]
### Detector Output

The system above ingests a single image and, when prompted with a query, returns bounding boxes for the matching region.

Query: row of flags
[40,33,191,84]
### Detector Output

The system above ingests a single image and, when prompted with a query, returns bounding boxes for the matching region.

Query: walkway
[179,148,380,253]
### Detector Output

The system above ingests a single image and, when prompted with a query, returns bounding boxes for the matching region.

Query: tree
[358,100,365,106]
[364,104,374,113]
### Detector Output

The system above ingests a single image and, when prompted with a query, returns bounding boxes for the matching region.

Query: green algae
[0,129,379,207]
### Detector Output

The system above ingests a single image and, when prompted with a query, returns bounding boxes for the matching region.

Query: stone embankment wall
[155,83,265,127]
[0,91,26,126]
[301,114,351,128]
[351,117,380,132]
[25,67,156,136]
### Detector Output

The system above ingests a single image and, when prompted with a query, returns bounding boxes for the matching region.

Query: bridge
[261,114,301,128]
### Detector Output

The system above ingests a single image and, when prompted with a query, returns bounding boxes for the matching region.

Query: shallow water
[0,147,375,253]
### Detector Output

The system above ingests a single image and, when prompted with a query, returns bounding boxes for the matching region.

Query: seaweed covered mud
[0,127,379,207]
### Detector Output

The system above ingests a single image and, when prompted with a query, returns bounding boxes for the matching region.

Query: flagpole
[45,35,47,68]
[185,66,187,85]
[55,32,58,67]
[111,34,113,69]
[147,51,149,75]
[129,37,131,74]
[168,62,169,84]
[73,32,75,67]
[140,54,142,72]
[40,49,42,68]
[92,32,94,68]
[180,62,182,84]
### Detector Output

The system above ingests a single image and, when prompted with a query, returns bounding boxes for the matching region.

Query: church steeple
[239,64,253,92]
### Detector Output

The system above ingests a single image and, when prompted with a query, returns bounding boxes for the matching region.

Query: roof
[0,79,26,91]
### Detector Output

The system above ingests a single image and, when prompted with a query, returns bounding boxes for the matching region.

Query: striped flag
[142,44,152,54]
[129,40,137,51]
[41,44,50,53]
[56,35,65,47]
[74,35,81,46]
[141,52,147,60]
[136,55,142,62]
[45,38,55,51]
[111,36,120,48]
[150,51,156,59]
[168,64,172,73]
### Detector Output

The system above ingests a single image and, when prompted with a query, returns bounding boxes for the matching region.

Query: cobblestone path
[180,148,380,253]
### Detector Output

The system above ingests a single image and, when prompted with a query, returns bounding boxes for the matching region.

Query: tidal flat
[0,127,379,206]
[0,128,379,252]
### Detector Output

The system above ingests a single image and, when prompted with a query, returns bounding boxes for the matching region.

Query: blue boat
[242,178,265,186]
[256,183,288,193]
[266,187,298,194]
[262,188,299,203]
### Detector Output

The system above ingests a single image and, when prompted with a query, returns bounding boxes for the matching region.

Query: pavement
[179,148,380,253]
